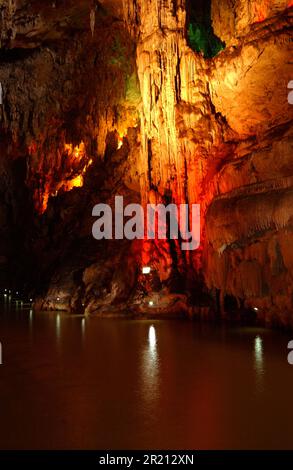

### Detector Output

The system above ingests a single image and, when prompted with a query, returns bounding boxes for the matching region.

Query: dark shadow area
[187,0,225,58]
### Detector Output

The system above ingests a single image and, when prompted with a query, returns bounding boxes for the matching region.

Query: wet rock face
[0,1,123,48]
[0,0,140,300]
[211,0,291,46]
[0,2,138,211]
[203,2,293,326]
[123,0,293,325]
[0,0,292,325]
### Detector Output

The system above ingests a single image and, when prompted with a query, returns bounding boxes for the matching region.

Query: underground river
[0,303,293,450]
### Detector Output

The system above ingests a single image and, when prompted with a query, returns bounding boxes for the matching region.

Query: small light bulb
[149,301,154,306]
[142,266,151,274]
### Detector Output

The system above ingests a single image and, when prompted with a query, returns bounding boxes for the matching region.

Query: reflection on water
[254,335,264,391]
[141,325,160,411]
[148,325,156,353]
[56,314,61,342]
[81,318,86,338]
[0,305,293,450]
[29,309,33,335]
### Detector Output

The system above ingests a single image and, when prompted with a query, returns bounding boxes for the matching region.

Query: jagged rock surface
[0,0,292,326]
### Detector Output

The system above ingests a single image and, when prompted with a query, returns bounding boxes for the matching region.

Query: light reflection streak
[254,335,264,392]
[148,325,156,353]
[141,325,160,414]
[81,317,85,339]
[28,309,33,336]
[56,314,61,341]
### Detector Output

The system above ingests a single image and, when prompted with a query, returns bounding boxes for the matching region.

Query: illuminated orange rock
[201,3,293,325]
[211,0,291,46]
[0,0,292,324]
[122,0,293,323]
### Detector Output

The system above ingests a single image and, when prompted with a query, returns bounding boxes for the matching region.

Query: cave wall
[0,0,142,308]
[122,0,293,325]
[0,0,292,326]
[204,1,293,326]
[0,4,139,211]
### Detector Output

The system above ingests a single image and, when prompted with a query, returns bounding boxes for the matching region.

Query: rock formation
[0,0,292,327]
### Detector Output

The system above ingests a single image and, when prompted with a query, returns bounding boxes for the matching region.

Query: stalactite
[0,0,292,322]
[121,0,293,320]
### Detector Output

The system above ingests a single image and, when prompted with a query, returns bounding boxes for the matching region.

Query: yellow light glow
[64,141,86,160]
[67,174,83,189]
[117,128,130,150]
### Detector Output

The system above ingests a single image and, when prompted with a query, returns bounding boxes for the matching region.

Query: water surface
[0,304,292,449]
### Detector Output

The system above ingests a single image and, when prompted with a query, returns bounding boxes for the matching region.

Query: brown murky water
[0,303,293,449]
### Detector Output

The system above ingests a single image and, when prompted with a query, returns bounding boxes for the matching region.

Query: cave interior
[0,0,292,328]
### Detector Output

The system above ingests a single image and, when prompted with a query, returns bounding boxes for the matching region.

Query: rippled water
[0,304,293,449]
